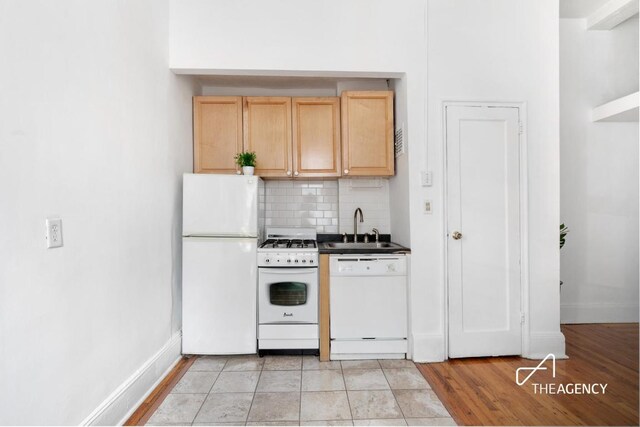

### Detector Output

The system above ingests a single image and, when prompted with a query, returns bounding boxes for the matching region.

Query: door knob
[294,171,299,176]
[344,169,349,174]
[286,170,292,176]
[452,231,463,240]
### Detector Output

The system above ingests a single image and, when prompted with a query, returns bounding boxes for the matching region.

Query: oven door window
[270,282,307,306]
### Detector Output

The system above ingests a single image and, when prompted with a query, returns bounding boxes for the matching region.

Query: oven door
[259,267,318,324]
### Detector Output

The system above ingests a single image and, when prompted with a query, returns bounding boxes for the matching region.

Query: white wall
[170,0,564,361]
[389,77,412,248]
[169,0,416,76]
[560,18,639,323]
[0,1,196,424]
[427,0,564,358]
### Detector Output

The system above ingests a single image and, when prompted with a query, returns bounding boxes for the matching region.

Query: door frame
[442,101,530,359]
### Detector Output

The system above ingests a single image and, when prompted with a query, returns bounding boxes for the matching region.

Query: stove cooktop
[260,239,317,249]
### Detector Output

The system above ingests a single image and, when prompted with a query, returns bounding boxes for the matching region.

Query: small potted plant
[234,151,257,175]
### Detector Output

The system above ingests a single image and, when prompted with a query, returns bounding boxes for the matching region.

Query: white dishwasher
[329,254,408,360]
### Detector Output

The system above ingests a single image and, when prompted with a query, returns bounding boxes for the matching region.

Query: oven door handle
[259,268,317,275]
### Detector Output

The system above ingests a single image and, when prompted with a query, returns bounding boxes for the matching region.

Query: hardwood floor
[417,323,639,426]
[124,356,195,426]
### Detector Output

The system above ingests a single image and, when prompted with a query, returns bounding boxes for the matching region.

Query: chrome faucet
[371,228,380,243]
[353,207,364,242]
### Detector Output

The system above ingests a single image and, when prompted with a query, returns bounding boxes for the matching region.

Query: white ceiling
[560,0,609,18]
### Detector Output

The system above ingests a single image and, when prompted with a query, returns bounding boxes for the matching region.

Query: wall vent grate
[395,125,405,157]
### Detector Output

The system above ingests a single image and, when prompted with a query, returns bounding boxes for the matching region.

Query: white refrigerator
[182,173,263,354]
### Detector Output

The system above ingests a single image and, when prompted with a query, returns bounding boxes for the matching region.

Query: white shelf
[591,91,639,122]
[587,0,639,31]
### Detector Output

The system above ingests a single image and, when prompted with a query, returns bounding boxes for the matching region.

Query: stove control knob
[287,259,291,263]
[265,258,270,263]
[310,260,314,264]
[295,259,299,263]
[302,259,306,263]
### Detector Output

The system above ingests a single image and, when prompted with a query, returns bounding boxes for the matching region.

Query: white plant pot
[242,166,255,175]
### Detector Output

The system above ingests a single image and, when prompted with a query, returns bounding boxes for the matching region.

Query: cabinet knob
[286,170,292,176]
[344,169,349,174]
[294,171,299,176]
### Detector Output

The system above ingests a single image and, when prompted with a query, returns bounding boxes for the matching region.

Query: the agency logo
[516,353,608,395]
[516,353,556,385]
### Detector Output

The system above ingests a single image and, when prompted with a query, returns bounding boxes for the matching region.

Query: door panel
[183,174,259,237]
[341,91,394,176]
[330,275,407,339]
[447,105,521,358]
[243,97,292,177]
[193,96,243,174]
[182,237,257,354]
[258,268,318,324]
[292,97,341,177]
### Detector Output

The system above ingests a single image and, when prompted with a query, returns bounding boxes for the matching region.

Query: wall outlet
[46,218,63,248]
[423,200,433,214]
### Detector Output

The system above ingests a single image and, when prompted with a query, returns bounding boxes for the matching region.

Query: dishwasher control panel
[330,255,407,276]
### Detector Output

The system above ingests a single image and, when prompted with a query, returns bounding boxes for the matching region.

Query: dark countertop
[317,233,411,255]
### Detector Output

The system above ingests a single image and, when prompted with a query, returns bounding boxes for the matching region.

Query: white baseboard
[411,332,445,362]
[80,331,183,426]
[561,303,639,324]
[525,331,567,360]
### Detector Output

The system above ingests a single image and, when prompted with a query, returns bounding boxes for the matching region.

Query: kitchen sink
[323,242,405,250]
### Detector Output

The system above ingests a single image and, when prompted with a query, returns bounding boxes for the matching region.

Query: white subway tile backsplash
[338,178,391,234]
[265,180,340,233]
[264,178,392,234]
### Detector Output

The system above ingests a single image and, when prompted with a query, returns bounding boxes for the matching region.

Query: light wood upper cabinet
[341,91,394,176]
[243,97,293,177]
[292,97,341,178]
[193,96,243,174]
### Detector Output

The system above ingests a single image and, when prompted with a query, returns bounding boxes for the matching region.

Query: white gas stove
[258,228,319,267]
[257,228,319,354]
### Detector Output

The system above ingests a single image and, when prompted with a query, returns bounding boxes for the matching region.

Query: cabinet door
[341,91,394,176]
[193,96,243,174]
[292,97,341,178]
[243,97,292,177]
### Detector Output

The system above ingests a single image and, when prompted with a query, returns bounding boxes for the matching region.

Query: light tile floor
[146,355,456,426]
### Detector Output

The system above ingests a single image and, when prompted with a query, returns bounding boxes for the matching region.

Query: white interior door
[446,105,522,358]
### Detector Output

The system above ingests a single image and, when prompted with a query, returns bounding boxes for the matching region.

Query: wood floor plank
[124,356,196,426]
[417,324,639,426]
